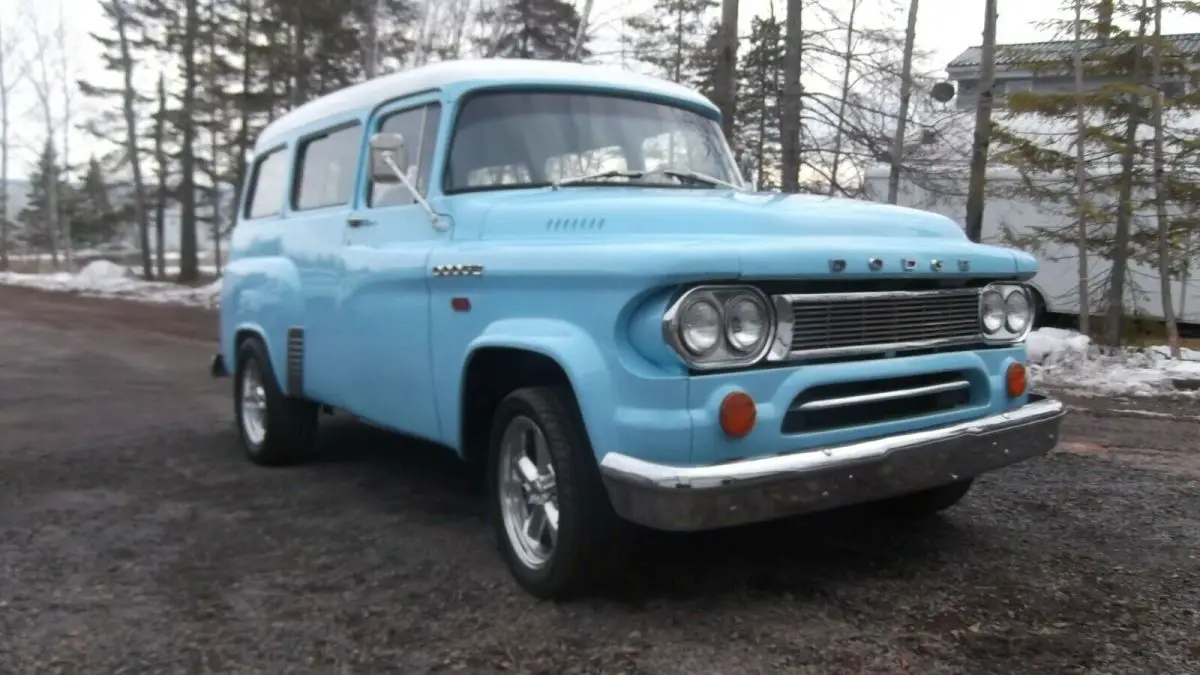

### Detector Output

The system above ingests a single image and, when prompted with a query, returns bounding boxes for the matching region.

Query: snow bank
[1028,327,1200,398]
[0,262,222,309]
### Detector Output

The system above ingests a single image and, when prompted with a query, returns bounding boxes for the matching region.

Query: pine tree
[17,141,65,253]
[479,0,588,60]
[70,157,123,248]
[625,0,719,84]
[736,14,785,188]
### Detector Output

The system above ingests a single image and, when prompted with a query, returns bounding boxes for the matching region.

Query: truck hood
[459,188,1027,278]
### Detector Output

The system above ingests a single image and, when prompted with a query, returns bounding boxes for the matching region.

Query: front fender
[457,318,618,458]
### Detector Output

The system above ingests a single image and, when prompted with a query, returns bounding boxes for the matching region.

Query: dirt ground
[0,286,1197,675]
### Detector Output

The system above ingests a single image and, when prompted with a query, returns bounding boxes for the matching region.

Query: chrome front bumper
[599,394,1066,532]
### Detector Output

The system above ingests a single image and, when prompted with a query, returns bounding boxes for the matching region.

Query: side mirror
[369,132,408,184]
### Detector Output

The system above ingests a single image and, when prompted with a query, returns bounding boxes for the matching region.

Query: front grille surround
[769,289,985,362]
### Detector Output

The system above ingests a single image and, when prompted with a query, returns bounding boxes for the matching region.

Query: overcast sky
[3,0,1200,181]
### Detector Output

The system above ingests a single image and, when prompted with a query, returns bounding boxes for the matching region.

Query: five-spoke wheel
[498,416,560,569]
[487,386,633,599]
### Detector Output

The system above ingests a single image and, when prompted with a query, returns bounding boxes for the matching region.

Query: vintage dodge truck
[210,58,1067,599]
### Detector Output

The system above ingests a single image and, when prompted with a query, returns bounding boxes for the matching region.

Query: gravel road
[1,286,1197,675]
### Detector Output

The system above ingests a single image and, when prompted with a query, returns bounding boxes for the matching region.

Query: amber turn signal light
[1006,362,1027,398]
[719,391,757,438]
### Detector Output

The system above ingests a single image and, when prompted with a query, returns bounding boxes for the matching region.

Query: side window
[293,123,362,211]
[370,103,442,208]
[244,148,288,219]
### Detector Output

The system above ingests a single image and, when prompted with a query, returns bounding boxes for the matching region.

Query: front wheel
[487,386,633,599]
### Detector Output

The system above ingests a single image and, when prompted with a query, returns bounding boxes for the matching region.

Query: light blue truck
[211,58,1066,599]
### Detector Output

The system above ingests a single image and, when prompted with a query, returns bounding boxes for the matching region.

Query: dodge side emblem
[958,259,971,272]
[931,259,943,271]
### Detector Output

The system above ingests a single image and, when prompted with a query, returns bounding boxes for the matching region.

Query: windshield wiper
[550,167,744,191]
[659,169,744,191]
[551,170,645,189]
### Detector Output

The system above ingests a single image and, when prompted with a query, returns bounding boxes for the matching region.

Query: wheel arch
[454,319,617,468]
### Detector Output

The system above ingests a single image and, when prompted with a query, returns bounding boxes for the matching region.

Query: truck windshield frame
[443,89,742,194]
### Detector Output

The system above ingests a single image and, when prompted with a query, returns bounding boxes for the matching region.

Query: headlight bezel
[979,282,1035,344]
[663,285,776,370]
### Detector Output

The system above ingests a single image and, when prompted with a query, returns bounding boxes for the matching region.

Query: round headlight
[1005,288,1032,333]
[679,299,721,355]
[981,289,1005,334]
[724,295,767,352]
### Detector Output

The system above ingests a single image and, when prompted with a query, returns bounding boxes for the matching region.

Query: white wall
[862,164,1200,324]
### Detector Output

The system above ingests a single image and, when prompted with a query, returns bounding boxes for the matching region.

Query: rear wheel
[234,338,318,466]
[487,385,633,599]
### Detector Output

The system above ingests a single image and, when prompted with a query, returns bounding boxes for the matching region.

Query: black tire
[882,478,975,519]
[233,338,319,466]
[486,385,634,599]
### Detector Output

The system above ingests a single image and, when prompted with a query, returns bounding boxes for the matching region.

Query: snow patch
[0,265,222,309]
[1028,328,1200,398]
[77,260,133,283]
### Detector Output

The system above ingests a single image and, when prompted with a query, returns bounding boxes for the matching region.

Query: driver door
[336,96,446,442]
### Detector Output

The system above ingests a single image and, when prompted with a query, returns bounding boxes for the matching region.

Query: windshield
[445,90,742,193]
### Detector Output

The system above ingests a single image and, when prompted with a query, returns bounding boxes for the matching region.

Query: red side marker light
[451,297,471,312]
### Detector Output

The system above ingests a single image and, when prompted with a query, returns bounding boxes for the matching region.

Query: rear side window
[244,148,288,219]
[293,123,363,211]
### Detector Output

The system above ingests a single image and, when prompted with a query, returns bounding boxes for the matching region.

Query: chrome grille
[779,289,983,359]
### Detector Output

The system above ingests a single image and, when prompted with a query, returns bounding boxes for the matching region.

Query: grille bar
[777,289,984,360]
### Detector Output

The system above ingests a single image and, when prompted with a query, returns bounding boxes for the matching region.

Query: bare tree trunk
[0,18,18,272]
[964,0,997,243]
[154,73,167,279]
[1180,232,1193,319]
[178,0,200,283]
[1104,0,1150,347]
[779,0,802,192]
[886,0,919,204]
[571,0,595,61]
[714,0,739,142]
[1149,0,1179,356]
[1071,0,1091,335]
[231,0,254,209]
[208,0,222,276]
[364,0,380,78]
[111,0,152,280]
[827,0,860,197]
[22,0,61,268]
[56,0,73,268]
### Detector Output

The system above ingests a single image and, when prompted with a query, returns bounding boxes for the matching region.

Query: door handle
[347,215,372,228]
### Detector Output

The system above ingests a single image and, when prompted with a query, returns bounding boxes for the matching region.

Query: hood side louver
[545,217,606,232]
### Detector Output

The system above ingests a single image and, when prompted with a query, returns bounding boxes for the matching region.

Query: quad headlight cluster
[979,282,1035,343]
[662,282,1035,370]
[662,286,776,370]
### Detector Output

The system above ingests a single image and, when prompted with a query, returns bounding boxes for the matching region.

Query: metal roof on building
[947,33,1200,69]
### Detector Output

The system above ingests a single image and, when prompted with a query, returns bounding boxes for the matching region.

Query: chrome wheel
[240,358,268,446]
[498,415,559,570]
